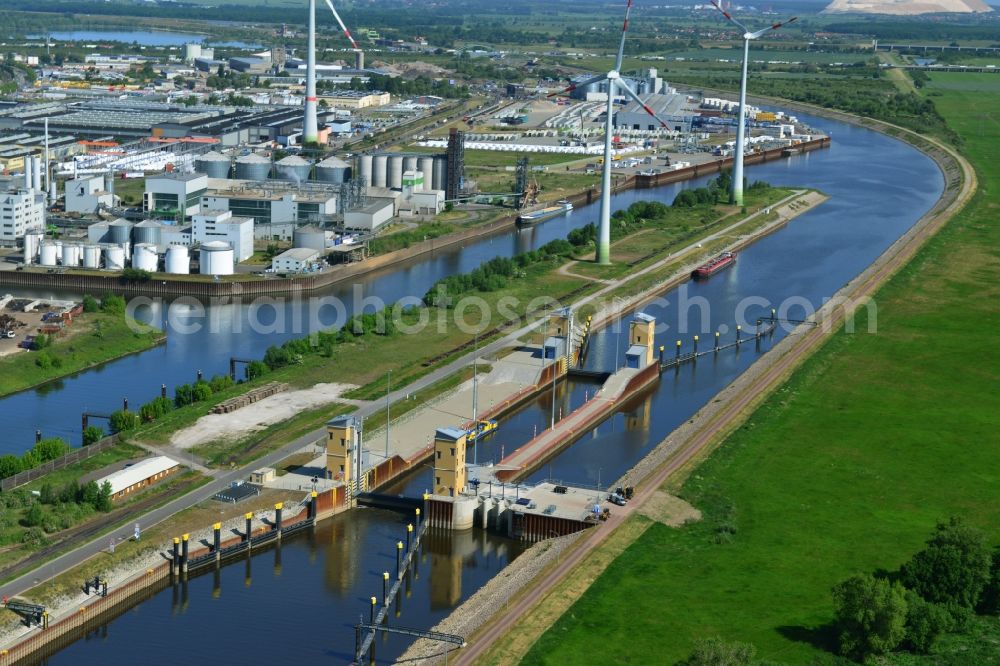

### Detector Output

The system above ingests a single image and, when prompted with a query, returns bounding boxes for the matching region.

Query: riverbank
[0,311,164,400]
[457,91,977,665]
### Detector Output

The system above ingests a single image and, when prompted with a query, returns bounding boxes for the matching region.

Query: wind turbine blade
[323,0,361,50]
[709,0,748,33]
[614,0,634,73]
[547,73,609,98]
[748,16,798,40]
[618,81,668,128]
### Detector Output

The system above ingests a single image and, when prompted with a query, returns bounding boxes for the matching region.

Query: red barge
[692,251,736,279]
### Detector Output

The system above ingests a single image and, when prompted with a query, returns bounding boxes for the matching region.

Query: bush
[139,396,173,422]
[109,409,140,432]
[33,437,69,463]
[174,383,194,407]
[32,334,51,351]
[832,574,908,660]
[82,425,104,445]
[901,516,991,610]
[101,294,126,315]
[246,360,268,380]
[22,502,44,528]
[0,454,22,478]
[904,590,952,654]
[682,637,757,665]
[209,374,233,393]
[81,295,99,313]
[192,381,213,402]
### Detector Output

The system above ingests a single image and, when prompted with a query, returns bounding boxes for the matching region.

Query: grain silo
[109,219,134,245]
[132,243,159,272]
[164,245,190,274]
[403,155,418,174]
[293,225,327,252]
[372,154,388,188]
[82,245,101,269]
[358,154,373,186]
[194,151,232,179]
[419,157,434,190]
[432,155,448,192]
[132,220,163,246]
[274,155,313,183]
[199,241,234,275]
[315,156,351,184]
[388,155,404,189]
[235,153,271,181]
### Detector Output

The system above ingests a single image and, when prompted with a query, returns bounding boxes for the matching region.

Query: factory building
[569,68,672,102]
[344,198,394,232]
[65,175,116,214]
[191,210,254,262]
[228,57,271,74]
[271,247,321,273]
[0,188,45,247]
[145,173,208,219]
[96,456,180,501]
[615,92,695,133]
[318,91,390,110]
[201,181,338,225]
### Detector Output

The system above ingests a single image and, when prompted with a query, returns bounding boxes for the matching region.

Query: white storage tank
[274,155,312,182]
[315,156,351,184]
[132,243,159,272]
[82,245,101,269]
[164,244,190,274]
[199,241,234,275]
[372,154,388,188]
[388,155,404,189]
[109,219,133,245]
[235,153,271,181]
[22,232,42,265]
[358,154,373,186]
[61,243,80,267]
[419,157,434,190]
[104,245,126,270]
[194,150,232,178]
[39,241,58,267]
[293,225,326,252]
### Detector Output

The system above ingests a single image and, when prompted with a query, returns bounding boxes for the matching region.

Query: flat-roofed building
[271,247,320,273]
[96,456,180,501]
[145,172,208,219]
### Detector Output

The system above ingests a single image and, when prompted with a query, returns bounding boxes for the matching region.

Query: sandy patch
[637,490,702,527]
[170,382,356,449]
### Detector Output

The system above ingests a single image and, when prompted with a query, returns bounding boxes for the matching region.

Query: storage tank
[104,245,126,270]
[234,153,271,181]
[432,155,447,192]
[108,219,133,245]
[132,220,163,246]
[132,243,159,272]
[274,155,312,183]
[372,154,388,188]
[82,245,101,269]
[419,157,434,191]
[403,156,418,175]
[315,156,351,184]
[199,241,234,275]
[194,151,232,179]
[358,154,373,186]
[293,225,326,252]
[39,242,59,267]
[22,232,42,265]
[61,243,80,267]
[164,245,190,274]
[388,155,404,189]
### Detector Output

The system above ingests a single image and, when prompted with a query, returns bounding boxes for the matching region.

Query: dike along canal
[10,110,942,664]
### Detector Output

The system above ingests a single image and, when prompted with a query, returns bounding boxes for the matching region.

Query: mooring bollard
[161,384,167,398]
[736,325,742,345]
[213,522,221,560]
[415,507,421,526]
[370,596,377,623]
[396,541,403,578]
[715,331,720,351]
[693,335,699,355]
[675,339,681,359]
[406,524,413,552]
[658,345,664,366]
[245,512,253,544]
[383,571,389,606]
[274,503,283,540]
[123,397,128,411]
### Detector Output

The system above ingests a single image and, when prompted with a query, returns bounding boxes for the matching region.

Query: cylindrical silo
[104,245,126,270]
[358,154,373,185]
[61,243,80,267]
[33,158,42,192]
[39,242,59,267]
[419,157,434,190]
[293,225,326,252]
[274,155,312,183]
[164,245,190,274]
[432,155,447,191]
[132,243,159,272]
[402,155,418,174]
[194,151,232,179]
[82,245,101,269]
[388,155,404,189]
[23,231,42,265]
[315,156,351,184]
[200,241,234,275]
[234,153,271,181]
[132,220,162,246]
[372,154,388,188]
[109,219,133,245]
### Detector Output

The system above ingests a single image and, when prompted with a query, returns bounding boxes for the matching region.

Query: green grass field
[522,73,1000,664]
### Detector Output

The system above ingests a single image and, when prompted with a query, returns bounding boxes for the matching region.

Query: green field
[522,74,1000,664]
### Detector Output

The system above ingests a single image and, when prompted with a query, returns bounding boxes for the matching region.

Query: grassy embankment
[129,187,794,468]
[516,73,1000,665]
[0,312,164,398]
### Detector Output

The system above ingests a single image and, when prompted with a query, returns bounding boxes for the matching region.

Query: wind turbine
[322,0,364,67]
[549,0,669,265]
[709,0,796,206]
[303,0,362,145]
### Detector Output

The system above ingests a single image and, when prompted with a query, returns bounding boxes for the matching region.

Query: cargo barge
[692,251,736,279]
[516,200,573,226]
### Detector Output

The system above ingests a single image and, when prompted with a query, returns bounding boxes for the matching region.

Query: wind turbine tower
[302,0,319,144]
[709,0,796,206]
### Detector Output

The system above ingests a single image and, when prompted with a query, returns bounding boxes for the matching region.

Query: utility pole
[472,329,478,466]
[385,370,391,460]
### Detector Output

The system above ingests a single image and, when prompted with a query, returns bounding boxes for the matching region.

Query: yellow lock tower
[625,312,656,369]
[326,415,360,488]
[432,427,467,497]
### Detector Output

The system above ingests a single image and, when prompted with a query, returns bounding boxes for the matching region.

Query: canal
[9,110,944,664]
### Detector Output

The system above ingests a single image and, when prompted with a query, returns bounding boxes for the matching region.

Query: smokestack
[302,0,319,144]
[44,118,50,201]
[49,179,57,204]
[24,157,33,191]
[355,50,364,71]
[33,157,42,192]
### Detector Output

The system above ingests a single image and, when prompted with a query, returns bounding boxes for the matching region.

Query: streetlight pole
[385,370,391,460]
[472,329,479,466]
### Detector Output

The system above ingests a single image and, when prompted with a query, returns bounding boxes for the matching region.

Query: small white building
[145,172,208,218]
[192,210,254,262]
[344,198,394,232]
[97,456,180,501]
[0,189,45,247]
[271,247,320,273]
[65,175,115,214]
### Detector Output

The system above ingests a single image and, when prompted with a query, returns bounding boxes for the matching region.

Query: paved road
[0,190,807,602]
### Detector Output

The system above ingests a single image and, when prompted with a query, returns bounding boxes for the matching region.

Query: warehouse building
[65,175,116,214]
[344,198,394,232]
[614,92,695,133]
[192,210,254,261]
[96,456,180,501]
[145,173,209,219]
[271,247,321,273]
[201,180,338,225]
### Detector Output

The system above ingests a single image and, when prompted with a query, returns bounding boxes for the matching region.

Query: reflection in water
[320,513,361,594]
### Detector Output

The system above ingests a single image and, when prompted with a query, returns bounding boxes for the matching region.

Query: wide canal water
[7,110,943,664]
